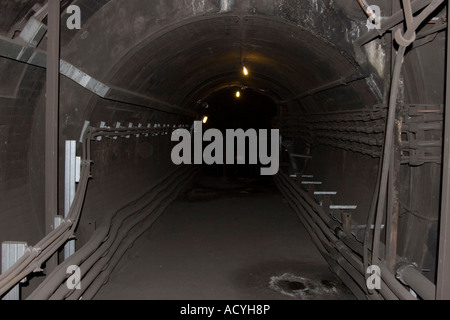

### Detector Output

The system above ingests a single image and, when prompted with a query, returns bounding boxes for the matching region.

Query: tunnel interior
[199,87,277,132]
[0,0,448,301]
[195,86,278,178]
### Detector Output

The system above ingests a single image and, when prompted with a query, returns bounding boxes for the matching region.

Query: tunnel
[0,0,449,302]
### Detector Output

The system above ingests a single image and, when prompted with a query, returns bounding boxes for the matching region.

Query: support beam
[0,35,47,66]
[355,0,434,46]
[386,0,402,274]
[59,60,193,116]
[0,36,194,117]
[45,0,60,238]
[436,1,450,300]
[279,72,366,104]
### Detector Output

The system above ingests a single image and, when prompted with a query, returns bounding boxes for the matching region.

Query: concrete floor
[94,171,355,300]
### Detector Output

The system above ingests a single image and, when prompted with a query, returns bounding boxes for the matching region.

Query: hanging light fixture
[243,66,249,76]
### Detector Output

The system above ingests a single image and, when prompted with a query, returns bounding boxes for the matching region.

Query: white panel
[59,60,111,98]
[64,241,75,259]
[54,216,63,228]
[19,17,46,47]
[75,157,81,183]
[64,141,77,260]
[314,191,338,195]
[1,242,27,300]
[301,181,323,185]
[65,141,76,216]
[330,205,358,210]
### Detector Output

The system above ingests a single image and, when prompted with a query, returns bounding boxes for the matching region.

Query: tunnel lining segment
[101,13,369,114]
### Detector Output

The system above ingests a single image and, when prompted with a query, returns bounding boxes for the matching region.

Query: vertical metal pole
[436,2,450,300]
[386,0,401,273]
[387,136,401,271]
[45,0,60,234]
[45,0,60,272]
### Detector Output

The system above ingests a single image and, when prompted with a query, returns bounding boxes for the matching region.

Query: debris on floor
[269,273,339,299]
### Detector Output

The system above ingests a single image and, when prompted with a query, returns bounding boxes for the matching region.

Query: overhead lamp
[202,116,208,124]
[236,90,241,98]
[243,66,249,76]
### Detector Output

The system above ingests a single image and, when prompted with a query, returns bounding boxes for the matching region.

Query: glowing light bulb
[202,116,208,124]
[243,66,249,76]
[236,91,241,98]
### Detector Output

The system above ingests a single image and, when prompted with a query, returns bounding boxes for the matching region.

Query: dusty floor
[94,171,355,300]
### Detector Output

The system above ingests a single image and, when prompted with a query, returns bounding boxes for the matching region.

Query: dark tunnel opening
[195,86,278,179]
[200,87,277,133]
[0,0,448,303]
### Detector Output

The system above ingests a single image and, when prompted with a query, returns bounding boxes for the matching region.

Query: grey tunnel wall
[0,0,447,299]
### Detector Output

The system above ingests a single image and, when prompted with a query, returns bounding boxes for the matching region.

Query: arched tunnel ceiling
[0,0,390,147]
[106,15,361,108]
[55,0,380,116]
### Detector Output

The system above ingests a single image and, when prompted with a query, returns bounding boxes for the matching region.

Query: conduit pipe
[70,170,198,300]
[396,263,436,300]
[29,166,194,299]
[49,168,197,300]
[274,175,378,299]
[275,172,416,300]
[1,123,189,299]
[370,0,443,300]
